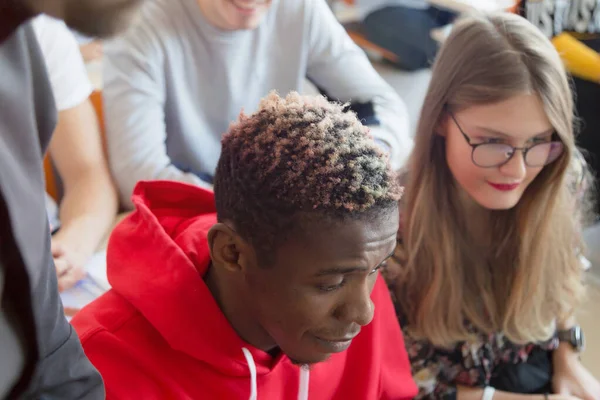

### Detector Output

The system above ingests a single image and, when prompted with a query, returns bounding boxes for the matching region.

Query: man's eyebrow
[315,252,395,277]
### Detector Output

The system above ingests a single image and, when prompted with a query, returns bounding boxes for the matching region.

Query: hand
[64,307,82,318]
[553,344,600,400]
[79,41,103,63]
[548,395,584,400]
[51,241,86,292]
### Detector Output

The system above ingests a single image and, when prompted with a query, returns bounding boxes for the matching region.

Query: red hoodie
[73,181,418,400]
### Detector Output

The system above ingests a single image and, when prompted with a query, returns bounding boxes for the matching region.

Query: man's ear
[208,223,253,273]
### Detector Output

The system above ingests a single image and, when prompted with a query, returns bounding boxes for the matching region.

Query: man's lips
[312,333,359,353]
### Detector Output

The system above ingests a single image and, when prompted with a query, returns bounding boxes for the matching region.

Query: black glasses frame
[448,111,561,168]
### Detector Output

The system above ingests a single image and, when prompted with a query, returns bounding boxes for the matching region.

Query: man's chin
[288,353,331,366]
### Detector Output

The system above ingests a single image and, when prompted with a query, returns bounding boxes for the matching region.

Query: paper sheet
[60,250,110,319]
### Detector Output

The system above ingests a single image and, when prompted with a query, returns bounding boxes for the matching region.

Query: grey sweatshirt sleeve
[305,0,413,170]
[103,24,207,209]
[20,233,105,400]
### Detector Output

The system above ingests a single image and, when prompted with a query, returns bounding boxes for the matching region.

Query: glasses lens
[472,144,514,167]
[525,141,564,167]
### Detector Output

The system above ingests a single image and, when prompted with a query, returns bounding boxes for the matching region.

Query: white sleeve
[305,0,414,170]
[32,15,93,111]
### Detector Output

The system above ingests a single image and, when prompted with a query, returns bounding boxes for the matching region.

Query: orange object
[552,33,600,83]
[44,154,59,200]
[507,0,520,13]
[89,90,107,153]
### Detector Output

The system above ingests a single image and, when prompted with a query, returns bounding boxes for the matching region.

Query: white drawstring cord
[298,364,310,400]
[242,348,257,400]
[242,348,310,400]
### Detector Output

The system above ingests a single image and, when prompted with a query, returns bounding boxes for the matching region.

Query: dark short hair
[214,92,402,263]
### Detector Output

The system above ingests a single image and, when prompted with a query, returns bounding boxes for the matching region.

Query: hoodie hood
[108,180,287,378]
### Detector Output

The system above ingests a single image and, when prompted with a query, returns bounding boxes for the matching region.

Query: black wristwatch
[557,325,585,352]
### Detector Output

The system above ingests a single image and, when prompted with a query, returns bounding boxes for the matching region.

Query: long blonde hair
[396,12,589,348]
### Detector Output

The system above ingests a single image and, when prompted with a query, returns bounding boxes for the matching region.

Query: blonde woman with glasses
[385,12,600,400]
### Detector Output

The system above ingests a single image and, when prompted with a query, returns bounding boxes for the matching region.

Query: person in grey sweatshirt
[0,0,143,397]
[103,0,414,209]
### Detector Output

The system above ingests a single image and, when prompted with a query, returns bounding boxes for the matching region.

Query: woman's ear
[208,223,248,273]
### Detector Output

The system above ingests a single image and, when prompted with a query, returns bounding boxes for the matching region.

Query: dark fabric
[0,1,31,44]
[572,39,600,215]
[362,6,455,71]
[490,348,553,394]
[0,20,104,399]
[0,260,27,396]
[306,84,381,127]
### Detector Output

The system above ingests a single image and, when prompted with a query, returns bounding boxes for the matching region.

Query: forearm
[54,171,117,260]
[553,316,580,359]
[457,386,545,400]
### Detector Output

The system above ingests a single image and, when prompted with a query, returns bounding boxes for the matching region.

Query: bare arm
[49,98,118,263]
[457,386,550,400]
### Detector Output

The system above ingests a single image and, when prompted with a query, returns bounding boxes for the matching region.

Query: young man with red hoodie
[72,92,418,399]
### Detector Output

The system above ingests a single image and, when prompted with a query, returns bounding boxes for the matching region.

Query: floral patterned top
[391,300,558,399]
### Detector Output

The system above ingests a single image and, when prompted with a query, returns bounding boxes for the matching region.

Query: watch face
[573,326,585,351]
[558,326,585,352]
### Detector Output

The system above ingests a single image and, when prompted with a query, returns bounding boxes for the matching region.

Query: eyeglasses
[448,112,564,168]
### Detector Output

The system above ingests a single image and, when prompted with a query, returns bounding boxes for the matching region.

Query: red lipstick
[488,182,520,191]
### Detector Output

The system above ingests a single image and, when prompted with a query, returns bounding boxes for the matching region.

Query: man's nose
[334,284,375,327]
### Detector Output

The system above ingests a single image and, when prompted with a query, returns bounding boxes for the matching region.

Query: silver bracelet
[482,386,496,400]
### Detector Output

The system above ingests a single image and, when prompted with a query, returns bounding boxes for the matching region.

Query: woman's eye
[531,136,551,144]
[481,137,504,144]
